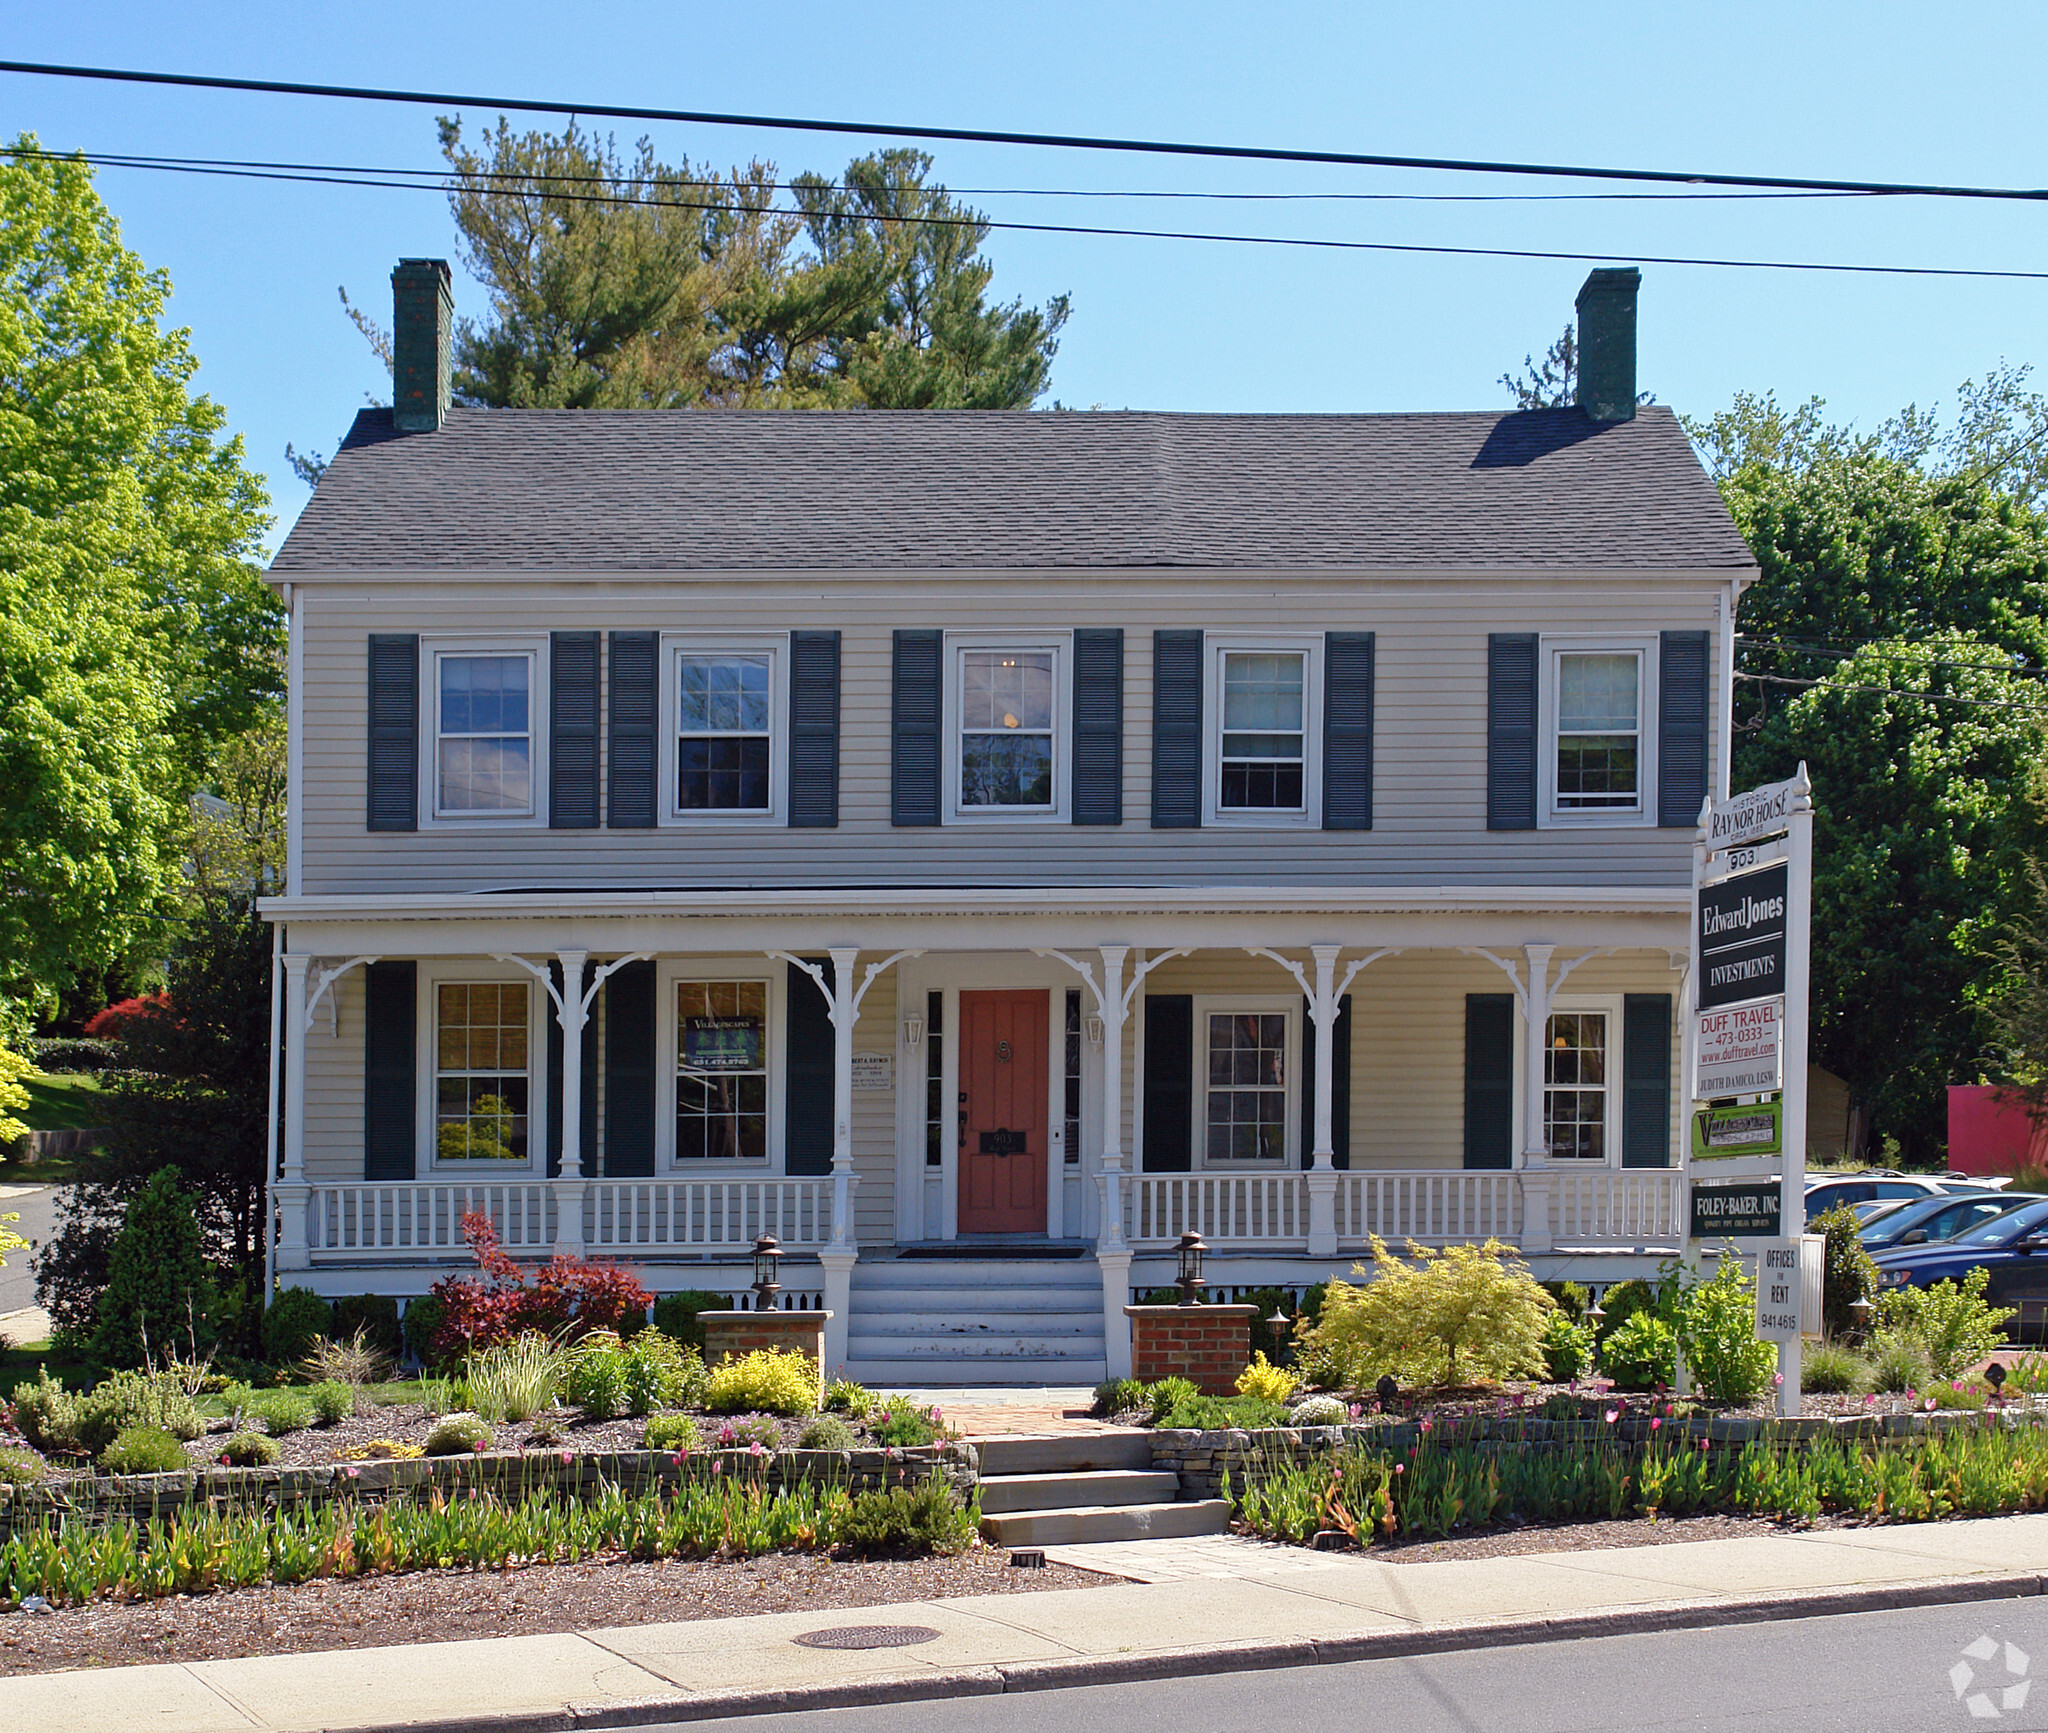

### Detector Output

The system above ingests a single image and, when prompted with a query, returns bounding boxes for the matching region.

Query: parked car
[1859,1192,2041,1255]
[1870,1196,2048,1343]
[1804,1174,1979,1225]
[1938,1174,2012,1193]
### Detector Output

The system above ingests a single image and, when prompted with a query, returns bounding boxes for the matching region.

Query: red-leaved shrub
[428,1213,651,1364]
[83,993,173,1038]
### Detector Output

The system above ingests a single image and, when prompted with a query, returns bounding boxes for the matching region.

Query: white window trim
[656,958,785,1171]
[660,635,788,826]
[1541,993,1624,1168]
[1202,636,1323,829]
[421,635,549,829]
[418,960,547,1175]
[1191,993,1300,1170]
[1539,635,1657,829]
[943,633,1072,824]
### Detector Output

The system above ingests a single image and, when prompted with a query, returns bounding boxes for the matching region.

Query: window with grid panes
[959,650,1055,807]
[435,982,531,1161]
[1205,1011,1288,1163]
[1554,652,1641,810]
[675,980,768,1160]
[1544,1012,1608,1160]
[1064,989,1082,1164]
[676,653,772,811]
[1219,651,1306,810]
[436,654,533,814]
[924,992,944,1169]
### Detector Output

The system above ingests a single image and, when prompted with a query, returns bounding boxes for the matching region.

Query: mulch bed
[0,1545,1108,1676]
[1359,1511,1834,1564]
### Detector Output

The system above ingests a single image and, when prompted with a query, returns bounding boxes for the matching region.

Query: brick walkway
[878,1386,1108,1437]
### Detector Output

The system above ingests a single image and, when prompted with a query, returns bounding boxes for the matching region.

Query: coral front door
[957,989,1049,1234]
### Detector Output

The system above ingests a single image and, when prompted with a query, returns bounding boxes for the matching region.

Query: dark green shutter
[1299,995,1352,1169]
[891,630,942,827]
[784,958,834,1175]
[602,961,656,1176]
[1658,630,1711,828]
[363,960,417,1180]
[607,631,657,829]
[789,630,841,828]
[1072,628,1124,825]
[545,959,599,1178]
[366,635,419,832]
[1322,632,1375,832]
[549,631,601,830]
[1142,994,1194,1171]
[1463,993,1515,1169]
[1487,633,1538,831]
[1623,993,1674,1168]
[1150,630,1203,829]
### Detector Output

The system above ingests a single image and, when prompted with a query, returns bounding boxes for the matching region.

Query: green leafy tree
[1499,320,1652,412]
[91,1167,215,1367]
[1987,859,2048,1120]
[1304,1236,1556,1389]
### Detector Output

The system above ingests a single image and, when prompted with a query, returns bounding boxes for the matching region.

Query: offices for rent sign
[1694,999,1782,1098]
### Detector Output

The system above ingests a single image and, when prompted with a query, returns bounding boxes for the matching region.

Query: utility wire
[6,58,2048,202]
[1736,670,2048,716]
[1737,637,2048,680]
[12,145,2047,282]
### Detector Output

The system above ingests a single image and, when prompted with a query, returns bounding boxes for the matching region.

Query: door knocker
[996,1039,1012,1063]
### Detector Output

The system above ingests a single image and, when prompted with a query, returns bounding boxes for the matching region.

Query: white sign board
[1707,774,1803,852]
[850,1052,893,1092]
[1694,999,1783,1098]
[1754,1237,1825,1343]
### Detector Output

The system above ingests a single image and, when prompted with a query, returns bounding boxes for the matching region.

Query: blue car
[1860,1192,2041,1255]
[1871,1196,2048,1343]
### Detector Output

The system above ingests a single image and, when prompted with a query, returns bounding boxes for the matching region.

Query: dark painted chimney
[1574,267,1640,423]
[391,258,453,432]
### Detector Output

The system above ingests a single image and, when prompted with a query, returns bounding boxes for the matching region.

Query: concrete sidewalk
[11,1516,2048,1733]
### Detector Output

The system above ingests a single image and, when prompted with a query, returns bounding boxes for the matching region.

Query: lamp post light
[1175,1231,1207,1307]
[751,1234,783,1311]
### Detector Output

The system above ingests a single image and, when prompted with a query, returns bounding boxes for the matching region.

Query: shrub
[0,1446,47,1486]
[712,1414,780,1449]
[870,1401,941,1447]
[72,1370,205,1458]
[625,1331,704,1415]
[220,1431,280,1466]
[93,1169,215,1368]
[10,1368,81,1453]
[245,1388,315,1437]
[29,1035,119,1073]
[1541,1280,1590,1321]
[1540,1310,1598,1381]
[262,1287,333,1368]
[1143,1376,1200,1425]
[1869,1334,1932,1393]
[1156,1392,1289,1429]
[798,1414,858,1450]
[1236,1351,1300,1404]
[1302,1237,1555,1389]
[823,1378,876,1418]
[328,1294,403,1357]
[463,1332,574,1423]
[1802,1341,1869,1395]
[402,1293,448,1367]
[343,1438,424,1460]
[563,1332,631,1419]
[100,1424,191,1474]
[302,1326,394,1390]
[1812,1203,1880,1339]
[704,1349,818,1416]
[644,1412,702,1451]
[1593,1279,1659,1342]
[428,1214,653,1362]
[1289,1394,1350,1426]
[651,1290,731,1350]
[307,1380,354,1426]
[1673,1257,1778,1402]
[1928,1381,1990,1410]
[1090,1377,1145,1418]
[1601,1312,1678,1391]
[423,1411,494,1455]
[833,1478,976,1555]
[1876,1267,2017,1380]
[1241,1287,1298,1362]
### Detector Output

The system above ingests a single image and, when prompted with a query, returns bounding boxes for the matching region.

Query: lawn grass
[0,1147,113,1186]
[0,1337,99,1392]
[19,1073,107,1132]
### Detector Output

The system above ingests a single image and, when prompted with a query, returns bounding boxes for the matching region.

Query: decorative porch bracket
[1461,943,1609,1253]
[493,950,651,1253]
[276,953,379,1273]
[1245,945,1400,1254]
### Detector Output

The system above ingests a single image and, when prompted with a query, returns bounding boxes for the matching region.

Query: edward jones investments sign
[1698,861,1788,1011]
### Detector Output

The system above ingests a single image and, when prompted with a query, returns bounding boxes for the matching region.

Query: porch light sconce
[751,1234,783,1310]
[1175,1231,1208,1307]
[1083,1013,1104,1051]
[902,1014,926,1049]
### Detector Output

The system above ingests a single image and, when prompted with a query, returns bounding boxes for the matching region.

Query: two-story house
[260,259,1757,1384]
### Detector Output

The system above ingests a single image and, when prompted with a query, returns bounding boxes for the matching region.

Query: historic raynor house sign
[1696,861,1787,1011]
[1706,773,1801,850]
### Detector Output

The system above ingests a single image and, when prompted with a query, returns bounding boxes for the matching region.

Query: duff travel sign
[1698,861,1788,1011]
[1694,999,1782,1098]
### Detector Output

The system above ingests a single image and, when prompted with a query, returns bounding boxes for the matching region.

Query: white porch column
[1095,944,1130,1250]
[1098,1246,1134,1380]
[553,949,591,1255]
[827,946,860,1249]
[276,952,312,1273]
[1518,942,1557,1255]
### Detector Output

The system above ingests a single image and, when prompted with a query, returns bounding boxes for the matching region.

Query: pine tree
[92,1168,214,1367]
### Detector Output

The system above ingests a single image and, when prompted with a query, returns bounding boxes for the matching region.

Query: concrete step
[849,1286,1102,1311]
[980,1500,1232,1547]
[846,1341,1103,1365]
[975,1431,1154,1476]
[848,1320,1104,1343]
[977,1470,1179,1514]
[840,1358,1107,1388]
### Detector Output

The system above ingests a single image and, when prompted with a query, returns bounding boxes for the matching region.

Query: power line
[7,58,2048,202]
[12,145,2048,283]
[1737,637,2048,680]
[1736,670,2048,716]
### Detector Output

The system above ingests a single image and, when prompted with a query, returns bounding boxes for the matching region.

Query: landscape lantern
[1175,1231,1207,1306]
[751,1234,783,1309]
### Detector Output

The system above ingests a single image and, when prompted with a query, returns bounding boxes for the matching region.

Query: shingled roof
[269,403,1754,575]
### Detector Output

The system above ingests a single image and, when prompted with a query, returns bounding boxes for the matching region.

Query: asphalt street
[674,1599,2048,1733]
[0,1183,59,1318]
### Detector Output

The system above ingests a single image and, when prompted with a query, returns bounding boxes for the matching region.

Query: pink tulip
[1605,1409,1619,1424]
[1650,1418,1661,1430]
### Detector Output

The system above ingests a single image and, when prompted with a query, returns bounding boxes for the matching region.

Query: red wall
[1948,1085,2047,1175]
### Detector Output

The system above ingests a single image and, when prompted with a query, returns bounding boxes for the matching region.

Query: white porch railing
[1129,1174,1308,1244]
[1335,1170,1522,1246]
[1547,1168,1688,1243]
[585,1180,830,1249]
[308,1184,555,1255]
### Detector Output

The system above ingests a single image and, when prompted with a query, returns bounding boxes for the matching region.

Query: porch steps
[843,1256,1107,1387]
[975,1431,1231,1547]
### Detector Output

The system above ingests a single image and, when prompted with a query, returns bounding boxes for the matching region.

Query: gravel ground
[1361,1512,1831,1563]
[0,1546,1108,1675]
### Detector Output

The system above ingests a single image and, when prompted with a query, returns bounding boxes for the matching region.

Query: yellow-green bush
[703,1349,819,1416]
[1235,1351,1300,1404]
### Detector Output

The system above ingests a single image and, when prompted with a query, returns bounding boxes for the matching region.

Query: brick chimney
[1574,267,1641,423]
[391,258,453,432]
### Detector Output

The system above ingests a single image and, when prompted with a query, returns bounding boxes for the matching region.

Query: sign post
[1686,767,1813,1417]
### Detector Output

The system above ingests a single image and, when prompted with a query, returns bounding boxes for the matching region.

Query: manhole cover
[792,1625,943,1651]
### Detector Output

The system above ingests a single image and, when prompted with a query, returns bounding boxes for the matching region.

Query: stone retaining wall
[0,1441,976,1539]
[1150,1409,2048,1502]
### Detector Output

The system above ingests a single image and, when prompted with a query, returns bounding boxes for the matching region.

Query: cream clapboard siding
[293,573,1726,896]
[850,968,896,1246]
[304,970,366,1183]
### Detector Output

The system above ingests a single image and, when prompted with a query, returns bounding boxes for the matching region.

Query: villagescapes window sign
[1697,860,1788,1011]
[683,1015,762,1073]
[1690,1181,1782,1239]
[1691,1096,1784,1162]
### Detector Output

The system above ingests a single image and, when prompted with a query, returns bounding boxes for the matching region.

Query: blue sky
[6,2,2046,549]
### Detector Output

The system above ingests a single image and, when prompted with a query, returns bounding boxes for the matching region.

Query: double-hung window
[948,640,1067,819]
[674,979,769,1161]
[1197,1000,1296,1165]
[433,980,532,1164]
[1204,639,1321,825]
[433,650,535,817]
[1543,1009,1610,1161]
[1542,640,1655,825]
[676,652,771,812]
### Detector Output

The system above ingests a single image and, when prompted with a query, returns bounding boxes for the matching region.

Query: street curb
[331,1570,2048,1733]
